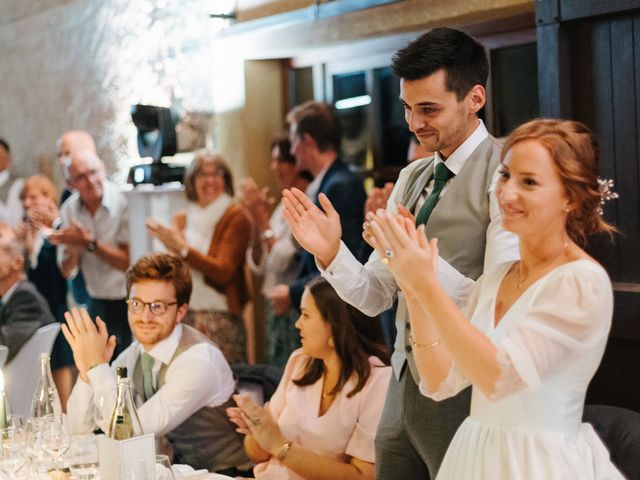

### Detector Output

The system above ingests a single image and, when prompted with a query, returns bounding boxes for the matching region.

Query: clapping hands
[282,188,342,267]
[61,307,116,382]
[365,209,439,295]
[146,219,187,254]
[240,178,274,228]
[227,393,286,456]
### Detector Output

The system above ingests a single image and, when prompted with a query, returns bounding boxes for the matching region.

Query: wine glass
[69,435,99,480]
[0,426,27,479]
[155,454,175,480]
[40,414,71,477]
[6,415,24,429]
[24,418,45,477]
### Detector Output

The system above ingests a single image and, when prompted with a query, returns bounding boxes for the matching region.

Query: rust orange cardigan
[174,203,251,317]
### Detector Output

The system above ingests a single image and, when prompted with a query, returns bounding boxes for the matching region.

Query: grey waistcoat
[392,135,502,381]
[133,325,249,472]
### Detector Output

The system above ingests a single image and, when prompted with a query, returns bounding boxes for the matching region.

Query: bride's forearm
[412,276,501,397]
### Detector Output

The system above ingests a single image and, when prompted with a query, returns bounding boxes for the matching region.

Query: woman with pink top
[228,276,391,480]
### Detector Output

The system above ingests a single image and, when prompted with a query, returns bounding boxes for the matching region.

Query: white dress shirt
[304,163,330,200]
[320,120,519,316]
[57,180,129,299]
[0,171,24,227]
[246,202,300,294]
[67,324,236,437]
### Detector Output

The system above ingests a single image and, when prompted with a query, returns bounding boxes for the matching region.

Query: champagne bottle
[30,353,62,417]
[108,372,143,440]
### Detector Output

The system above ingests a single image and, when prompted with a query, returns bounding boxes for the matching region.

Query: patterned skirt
[265,306,301,370]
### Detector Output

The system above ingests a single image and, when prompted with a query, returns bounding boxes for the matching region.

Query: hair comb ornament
[597,178,619,215]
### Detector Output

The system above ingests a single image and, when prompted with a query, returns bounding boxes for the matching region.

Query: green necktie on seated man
[415,162,455,226]
[141,352,156,400]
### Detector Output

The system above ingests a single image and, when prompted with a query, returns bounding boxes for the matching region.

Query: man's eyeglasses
[70,168,99,184]
[126,298,178,316]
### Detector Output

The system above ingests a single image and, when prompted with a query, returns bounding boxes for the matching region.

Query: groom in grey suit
[282,28,519,479]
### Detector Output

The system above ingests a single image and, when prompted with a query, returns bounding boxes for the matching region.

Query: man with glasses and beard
[64,253,250,475]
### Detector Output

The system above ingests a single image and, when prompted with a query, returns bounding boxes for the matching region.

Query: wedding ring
[385,249,394,258]
[381,258,389,265]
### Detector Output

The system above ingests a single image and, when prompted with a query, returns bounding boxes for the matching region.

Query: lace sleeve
[418,362,471,401]
[487,346,527,401]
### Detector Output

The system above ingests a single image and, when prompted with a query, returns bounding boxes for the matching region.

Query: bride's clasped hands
[364,208,438,294]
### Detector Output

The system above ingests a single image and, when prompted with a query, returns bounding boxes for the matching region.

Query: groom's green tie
[415,162,455,226]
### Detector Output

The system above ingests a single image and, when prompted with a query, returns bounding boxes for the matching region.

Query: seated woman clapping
[228,276,391,480]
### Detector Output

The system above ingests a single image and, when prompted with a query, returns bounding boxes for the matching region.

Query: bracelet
[410,334,441,350]
[275,441,293,461]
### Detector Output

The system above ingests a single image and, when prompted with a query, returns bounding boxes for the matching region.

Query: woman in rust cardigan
[146,150,251,364]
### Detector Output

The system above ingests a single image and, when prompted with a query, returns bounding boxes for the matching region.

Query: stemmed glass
[0,426,27,479]
[24,417,45,476]
[40,414,71,478]
[6,415,24,429]
[69,435,99,480]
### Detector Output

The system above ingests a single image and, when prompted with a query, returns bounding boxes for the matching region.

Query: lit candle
[0,369,7,429]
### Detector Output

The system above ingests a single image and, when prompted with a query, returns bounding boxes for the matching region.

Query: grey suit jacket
[0,280,55,362]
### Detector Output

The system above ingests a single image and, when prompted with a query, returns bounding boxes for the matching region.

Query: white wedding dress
[424,260,624,479]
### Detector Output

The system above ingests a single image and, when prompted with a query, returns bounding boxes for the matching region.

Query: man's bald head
[57,130,97,160]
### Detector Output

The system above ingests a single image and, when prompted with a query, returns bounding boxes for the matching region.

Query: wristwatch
[260,229,275,241]
[86,239,97,252]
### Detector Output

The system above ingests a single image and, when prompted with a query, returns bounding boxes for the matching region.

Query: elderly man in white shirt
[64,252,250,474]
[49,150,131,358]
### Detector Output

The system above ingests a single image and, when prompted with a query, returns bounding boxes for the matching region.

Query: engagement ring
[385,249,394,258]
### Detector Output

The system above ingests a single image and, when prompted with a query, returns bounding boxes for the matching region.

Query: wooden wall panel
[610,18,639,284]
[538,1,640,411]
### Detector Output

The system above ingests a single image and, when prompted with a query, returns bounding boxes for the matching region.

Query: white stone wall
[0,0,215,185]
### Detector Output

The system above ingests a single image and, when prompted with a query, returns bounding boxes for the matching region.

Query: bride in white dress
[366,119,624,479]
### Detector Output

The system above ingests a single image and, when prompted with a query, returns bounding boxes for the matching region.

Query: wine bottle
[116,366,128,382]
[107,373,143,440]
[30,353,62,417]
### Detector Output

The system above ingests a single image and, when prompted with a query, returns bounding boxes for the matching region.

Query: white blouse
[185,194,233,311]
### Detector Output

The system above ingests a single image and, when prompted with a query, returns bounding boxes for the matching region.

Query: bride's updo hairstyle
[501,118,616,246]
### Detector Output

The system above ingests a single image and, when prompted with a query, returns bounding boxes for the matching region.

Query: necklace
[321,374,336,399]
[516,241,569,290]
